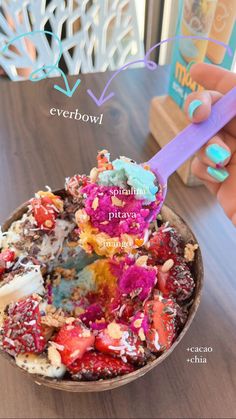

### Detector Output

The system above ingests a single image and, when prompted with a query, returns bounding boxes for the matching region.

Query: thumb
[184,90,222,123]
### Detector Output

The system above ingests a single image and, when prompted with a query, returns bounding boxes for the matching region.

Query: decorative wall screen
[0,0,144,80]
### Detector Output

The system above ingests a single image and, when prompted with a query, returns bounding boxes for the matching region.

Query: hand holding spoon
[146,87,236,214]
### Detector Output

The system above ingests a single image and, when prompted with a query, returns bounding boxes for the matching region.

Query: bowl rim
[0,191,204,392]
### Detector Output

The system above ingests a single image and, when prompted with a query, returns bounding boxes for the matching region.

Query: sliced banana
[15,353,66,378]
[1,214,74,266]
[0,266,45,311]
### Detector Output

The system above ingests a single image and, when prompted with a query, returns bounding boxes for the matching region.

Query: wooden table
[0,67,236,419]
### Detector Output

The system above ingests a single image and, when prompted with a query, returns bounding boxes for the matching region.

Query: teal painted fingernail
[186,61,195,72]
[206,144,231,164]
[207,166,229,182]
[188,100,203,118]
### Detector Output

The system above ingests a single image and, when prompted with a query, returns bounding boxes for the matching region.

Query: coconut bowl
[0,190,204,392]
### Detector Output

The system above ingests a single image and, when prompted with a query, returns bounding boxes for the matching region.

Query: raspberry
[0,249,15,275]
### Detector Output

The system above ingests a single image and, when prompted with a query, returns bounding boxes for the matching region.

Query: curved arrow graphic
[53,69,80,97]
[1,32,232,102]
[87,35,232,107]
[87,58,156,106]
[144,34,232,65]
[1,30,81,98]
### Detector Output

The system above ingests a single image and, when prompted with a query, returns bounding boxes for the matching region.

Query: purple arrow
[87,90,115,107]
[87,35,232,107]
[144,34,232,66]
[87,59,147,107]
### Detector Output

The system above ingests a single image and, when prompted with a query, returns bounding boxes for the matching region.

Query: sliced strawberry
[0,249,15,275]
[105,293,122,321]
[149,225,184,263]
[68,351,134,380]
[157,269,169,295]
[0,249,15,264]
[0,260,5,276]
[144,295,177,352]
[157,257,195,302]
[118,299,142,323]
[54,320,95,366]
[3,295,46,356]
[36,191,64,212]
[95,322,146,365]
[30,195,62,231]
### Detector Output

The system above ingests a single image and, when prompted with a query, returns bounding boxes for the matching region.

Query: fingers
[193,131,236,185]
[186,63,236,226]
[217,154,236,223]
[191,158,221,194]
[184,90,221,123]
[196,134,231,168]
[192,155,236,226]
[186,64,236,136]
[190,63,236,93]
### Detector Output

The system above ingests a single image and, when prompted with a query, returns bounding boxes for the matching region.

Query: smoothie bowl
[0,151,203,392]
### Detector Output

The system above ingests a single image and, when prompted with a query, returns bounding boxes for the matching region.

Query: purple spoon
[146,86,236,215]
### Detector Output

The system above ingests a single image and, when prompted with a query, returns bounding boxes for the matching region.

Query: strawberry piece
[95,322,146,365]
[106,294,142,323]
[0,249,15,275]
[0,260,5,276]
[0,249,15,263]
[157,257,195,302]
[54,320,95,366]
[105,293,122,321]
[30,196,59,230]
[118,298,144,325]
[157,269,169,295]
[149,225,184,263]
[144,295,177,352]
[68,351,134,380]
[3,296,46,356]
[65,174,89,200]
[118,299,141,323]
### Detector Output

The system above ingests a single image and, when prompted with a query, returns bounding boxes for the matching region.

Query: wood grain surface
[0,66,236,419]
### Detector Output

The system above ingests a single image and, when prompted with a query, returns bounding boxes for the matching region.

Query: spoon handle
[147,87,236,182]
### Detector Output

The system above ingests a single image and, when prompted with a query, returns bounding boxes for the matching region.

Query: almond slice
[48,346,62,367]
[136,255,148,266]
[92,197,99,210]
[107,322,123,339]
[111,196,124,207]
[161,259,174,273]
